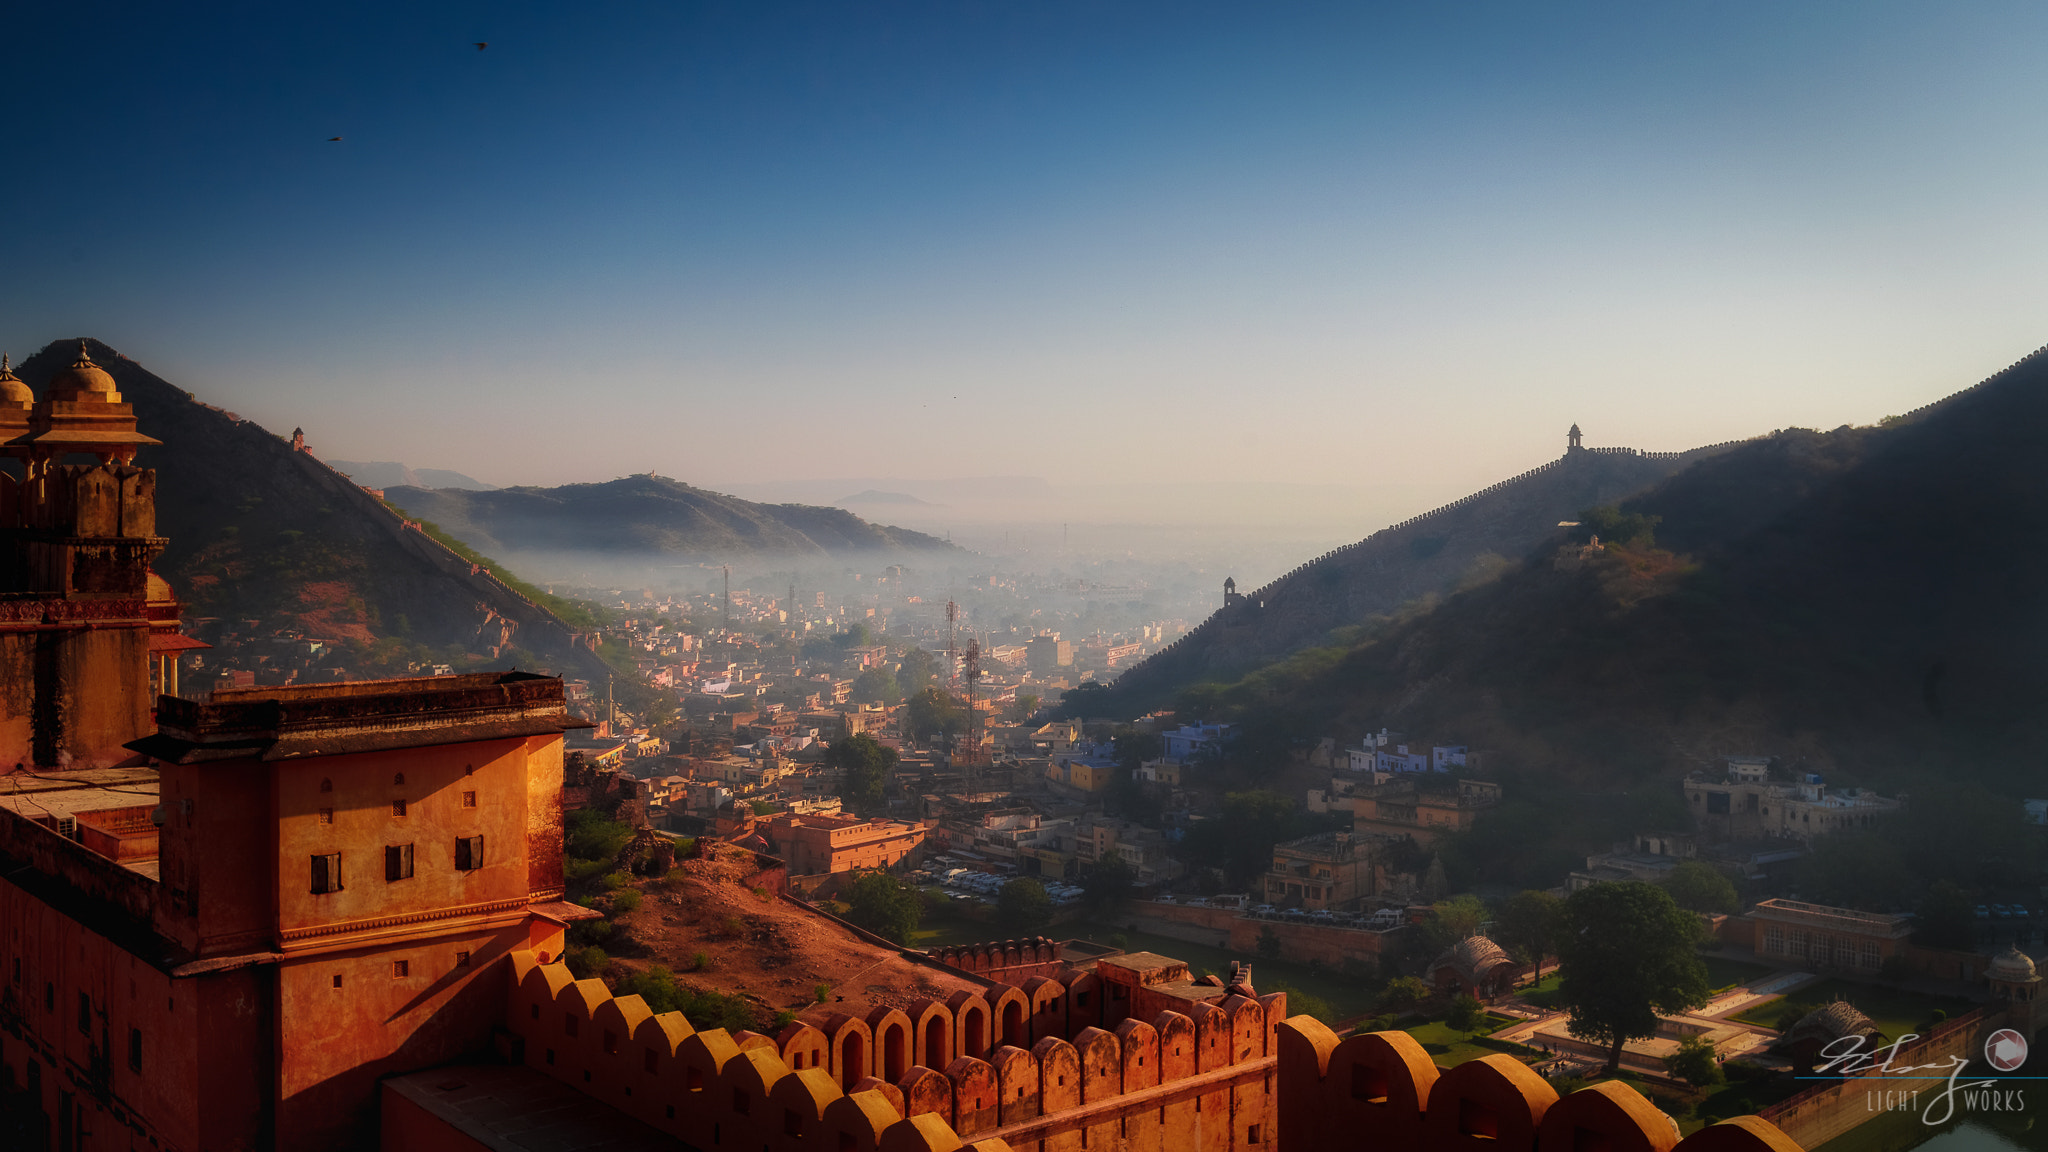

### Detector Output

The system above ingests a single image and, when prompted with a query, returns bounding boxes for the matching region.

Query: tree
[1010,692,1040,722]
[997,878,1054,935]
[1178,790,1335,887]
[1494,890,1563,976]
[566,808,634,865]
[1379,976,1430,1013]
[1556,882,1712,1073]
[1915,880,1977,950]
[1429,895,1487,947]
[898,648,936,695]
[1446,993,1485,1035]
[850,666,900,705]
[1664,1034,1725,1091]
[844,872,923,944]
[905,687,964,744]
[1083,854,1137,915]
[1662,861,1739,915]
[1257,926,1283,960]
[825,733,897,817]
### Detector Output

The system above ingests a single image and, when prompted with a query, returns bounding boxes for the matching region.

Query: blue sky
[8,1,2048,497]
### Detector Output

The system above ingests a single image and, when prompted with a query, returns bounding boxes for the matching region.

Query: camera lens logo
[1986,1029,2028,1072]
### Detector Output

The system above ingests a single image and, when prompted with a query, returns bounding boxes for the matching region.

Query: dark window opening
[311,852,343,893]
[128,1027,142,1073]
[456,835,485,871]
[385,843,415,882]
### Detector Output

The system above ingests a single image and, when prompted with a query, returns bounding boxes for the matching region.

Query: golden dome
[1992,946,2037,981]
[47,341,119,402]
[0,354,30,406]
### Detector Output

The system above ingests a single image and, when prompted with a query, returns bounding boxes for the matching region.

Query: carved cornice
[278,896,532,947]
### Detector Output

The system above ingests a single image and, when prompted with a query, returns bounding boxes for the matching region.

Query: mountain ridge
[384,475,961,561]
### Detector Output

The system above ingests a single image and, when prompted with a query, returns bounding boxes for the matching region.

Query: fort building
[762,811,927,875]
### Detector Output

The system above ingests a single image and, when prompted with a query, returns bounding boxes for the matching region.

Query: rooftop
[134,671,593,764]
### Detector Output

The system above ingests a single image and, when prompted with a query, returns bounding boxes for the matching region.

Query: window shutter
[386,846,401,882]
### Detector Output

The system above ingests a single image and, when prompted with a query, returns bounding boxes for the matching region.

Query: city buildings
[1684,757,1901,841]
[1262,830,1386,911]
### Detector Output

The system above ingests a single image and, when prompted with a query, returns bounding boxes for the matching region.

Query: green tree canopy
[1446,993,1485,1034]
[1661,861,1739,914]
[997,877,1054,935]
[1663,1034,1725,1091]
[825,733,898,817]
[566,808,634,864]
[1083,854,1138,915]
[844,872,923,945]
[1379,976,1430,1012]
[1577,504,1661,548]
[1493,890,1563,973]
[898,648,937,695]
[905,687,965,743]
[850,666,900,705]
[1178,789,1337,887]
[1422,895,1488,955]
[1556,881,1712,1072]
[1010,692,1040,722]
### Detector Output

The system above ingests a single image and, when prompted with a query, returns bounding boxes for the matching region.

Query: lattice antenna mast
[964,637,982,781]
[945,599,958,687]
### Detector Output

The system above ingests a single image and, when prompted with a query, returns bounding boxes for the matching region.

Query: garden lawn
[1730,979,1974,1040]
[1404,1016,1540,1068]
[1699,955,1777,992]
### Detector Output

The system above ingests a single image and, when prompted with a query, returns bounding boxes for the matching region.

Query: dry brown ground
[603,846,981,1025]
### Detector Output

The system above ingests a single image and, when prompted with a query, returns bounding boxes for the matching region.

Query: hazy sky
[8,1,2048,495]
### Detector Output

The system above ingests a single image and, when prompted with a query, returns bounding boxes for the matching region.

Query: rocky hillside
[1097,438,1746,712]
[1180,340,2048,797]
[328,460,496,490]
[385,475,960,561]
[12,339,611,681]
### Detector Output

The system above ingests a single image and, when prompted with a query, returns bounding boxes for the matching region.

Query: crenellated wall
[479,948,1809,1152]
[495,948,1286,1151]
[1275,1017,1805,1152]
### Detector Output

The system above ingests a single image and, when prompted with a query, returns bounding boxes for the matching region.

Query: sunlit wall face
[6,1,2047,501]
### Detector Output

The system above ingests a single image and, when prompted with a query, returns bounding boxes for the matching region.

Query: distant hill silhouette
[386,476,960,560]
[11,339,611,680]
[1098,438,1751,712]
[1171,340,2048,798]
[837,489,933,506]
[329,460,497,491]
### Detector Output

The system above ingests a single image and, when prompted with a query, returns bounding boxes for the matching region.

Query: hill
[1180,341,2048,806]
[11,339,613,682]
[329,460,497,490]
[385,476,960,561]
[1097,436,1750,713]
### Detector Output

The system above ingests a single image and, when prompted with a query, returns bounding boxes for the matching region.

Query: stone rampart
[1277,1017,1804,1152]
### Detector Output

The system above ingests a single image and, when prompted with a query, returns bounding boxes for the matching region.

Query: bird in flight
[475,42,488,50]
[328,136,343,142]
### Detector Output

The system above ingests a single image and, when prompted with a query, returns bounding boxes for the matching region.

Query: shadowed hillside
[1097,437,1750,713]
[1182,340,2048,799]
[385,475,960,560]
[13,339,612,682]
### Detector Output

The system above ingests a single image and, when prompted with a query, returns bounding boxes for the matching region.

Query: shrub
[814,984,832,1004]
[565,857,610,883]
[611,889,642,914]
[690,951,711,972]
[774,1010,798,1029]
[602,871,633,891]
[1446,993,1485,1034]
[1109,933,1130,950]
[721,916,745,937]
[566,945,610,978]
[751,886,772,903]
